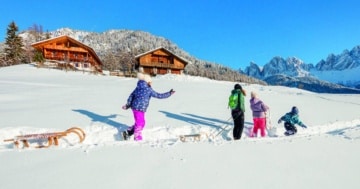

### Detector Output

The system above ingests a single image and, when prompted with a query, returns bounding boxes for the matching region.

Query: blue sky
[1,0,360,69]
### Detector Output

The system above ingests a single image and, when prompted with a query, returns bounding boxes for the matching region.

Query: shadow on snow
[159,110,254,138]
[72,109,129,140]
[326,124,360,140]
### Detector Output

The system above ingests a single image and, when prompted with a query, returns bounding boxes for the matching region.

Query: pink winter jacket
[250,98,269,118]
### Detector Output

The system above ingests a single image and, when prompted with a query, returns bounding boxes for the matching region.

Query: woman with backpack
[228,84,246,140]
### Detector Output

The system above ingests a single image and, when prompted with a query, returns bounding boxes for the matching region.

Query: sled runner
[3,127,86,148]
[180,134,201,142]
[179,132,211,142]
[179,134,201,142]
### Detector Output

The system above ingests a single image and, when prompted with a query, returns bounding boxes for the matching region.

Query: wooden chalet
[135,47,188,75]
[31,35,102,73]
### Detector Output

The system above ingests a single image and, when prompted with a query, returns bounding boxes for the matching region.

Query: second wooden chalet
[135,47,189,75]
[31,35,102,73]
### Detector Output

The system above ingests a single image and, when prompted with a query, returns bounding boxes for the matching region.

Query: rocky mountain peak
[316,45,360,71]
[242,45,360,92]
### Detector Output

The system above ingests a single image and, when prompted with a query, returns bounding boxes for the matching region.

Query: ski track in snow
[1,118,360,152]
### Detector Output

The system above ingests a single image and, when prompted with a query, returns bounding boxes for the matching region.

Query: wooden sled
[3,127,86,148]
[179,132,209,142]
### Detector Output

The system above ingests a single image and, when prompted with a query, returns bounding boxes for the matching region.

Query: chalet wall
[32,36,102,73]
[137,48,187,75]
[173,58,186,69]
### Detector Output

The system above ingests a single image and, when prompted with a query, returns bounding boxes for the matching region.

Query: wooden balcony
[140,62,184,69]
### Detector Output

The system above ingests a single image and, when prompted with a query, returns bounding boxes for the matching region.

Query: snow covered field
[1,64,359,189]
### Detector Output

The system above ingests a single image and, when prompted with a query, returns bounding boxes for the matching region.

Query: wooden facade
[31,35,102,73]
[135,47,188,75]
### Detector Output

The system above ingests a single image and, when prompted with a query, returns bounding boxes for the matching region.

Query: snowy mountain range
[242,46,360,93]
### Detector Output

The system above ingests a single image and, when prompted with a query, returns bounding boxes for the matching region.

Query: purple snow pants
[131,109,146,141]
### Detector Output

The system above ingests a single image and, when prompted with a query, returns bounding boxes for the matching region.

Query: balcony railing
[140,62,183,69]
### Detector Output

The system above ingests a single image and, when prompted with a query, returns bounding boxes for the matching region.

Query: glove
[170,89,175,95]
[122,104,130,110]
[278,119,282,124]
[302,124,307,128]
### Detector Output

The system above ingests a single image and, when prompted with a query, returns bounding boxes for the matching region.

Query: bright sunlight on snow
[1,64,360,189]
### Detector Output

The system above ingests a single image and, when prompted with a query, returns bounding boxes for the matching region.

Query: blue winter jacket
[279,112,306,127]
[126,80,171,112]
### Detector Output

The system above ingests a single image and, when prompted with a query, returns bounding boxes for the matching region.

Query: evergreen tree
[33,50,45,66]
[4,21,24,65]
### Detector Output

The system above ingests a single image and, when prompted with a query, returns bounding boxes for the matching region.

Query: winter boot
[284,130,295,136]
[122,131,129,140]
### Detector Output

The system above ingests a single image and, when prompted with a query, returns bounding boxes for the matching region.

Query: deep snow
[1,64,360,189]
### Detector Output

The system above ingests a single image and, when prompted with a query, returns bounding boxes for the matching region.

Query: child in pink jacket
[250,91,269,137]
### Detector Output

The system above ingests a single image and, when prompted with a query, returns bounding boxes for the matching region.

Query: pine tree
[33,50,45,66]
[4,21,24,65]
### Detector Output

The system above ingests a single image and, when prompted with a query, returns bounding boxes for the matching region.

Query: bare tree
[117,51,136,76]
[102,51,118,71]
[28,23,44,42]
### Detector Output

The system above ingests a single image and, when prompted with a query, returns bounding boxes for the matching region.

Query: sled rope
[3,127,86,148]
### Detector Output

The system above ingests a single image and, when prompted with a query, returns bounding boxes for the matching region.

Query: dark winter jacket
[126,80,171,112]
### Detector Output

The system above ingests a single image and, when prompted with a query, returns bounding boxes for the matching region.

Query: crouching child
[278,106,307,136]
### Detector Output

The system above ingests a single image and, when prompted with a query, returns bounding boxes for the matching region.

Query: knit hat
[144,74,152,83]
[234,84,242,90]
[291,106,299,114]
[250,91,257,98]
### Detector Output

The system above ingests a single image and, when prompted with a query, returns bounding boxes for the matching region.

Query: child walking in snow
[122,73,175,141]
[278,106,307,136]
[249,91,269,137]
